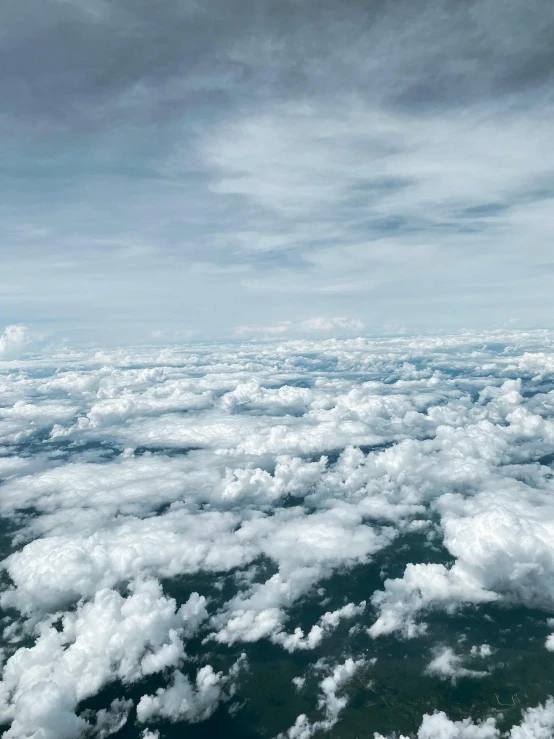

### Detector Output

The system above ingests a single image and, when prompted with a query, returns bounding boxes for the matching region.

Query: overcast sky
[2,0,554,342]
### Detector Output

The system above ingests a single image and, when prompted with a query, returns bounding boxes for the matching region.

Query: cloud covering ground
[2,329,554,736]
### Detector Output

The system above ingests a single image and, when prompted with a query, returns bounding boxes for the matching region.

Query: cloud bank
[2,329,554,736]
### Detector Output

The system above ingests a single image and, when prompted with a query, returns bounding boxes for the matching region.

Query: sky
[2,0,554,342]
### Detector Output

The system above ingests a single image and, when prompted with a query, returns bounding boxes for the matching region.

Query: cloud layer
[2,0,554,339]
[2,329,554,736]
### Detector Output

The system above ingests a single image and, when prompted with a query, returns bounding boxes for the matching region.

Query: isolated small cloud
[279,658,366,739]
[424,647,489,684]
[0,325,31,358]
[136,666,224,725]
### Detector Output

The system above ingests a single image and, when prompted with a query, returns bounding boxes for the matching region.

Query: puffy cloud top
[1,330,554,737]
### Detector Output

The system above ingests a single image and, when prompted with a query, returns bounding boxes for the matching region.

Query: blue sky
[2,0,554,342]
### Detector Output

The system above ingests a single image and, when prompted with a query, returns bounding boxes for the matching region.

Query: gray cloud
[3,0,554,133]
[2,0,554,339]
